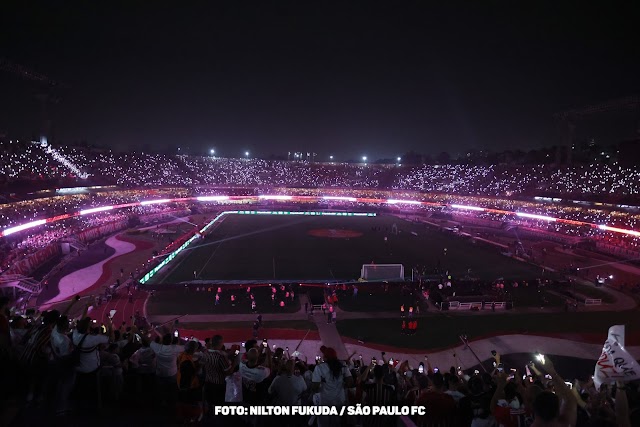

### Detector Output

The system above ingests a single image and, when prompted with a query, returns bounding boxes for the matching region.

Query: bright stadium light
[451,204,485,212]
[196,196,230,202]
[362,156,367,162]
[245,151,249,158]
[397,157,401,162]
[329,155,334,160]
[210,149,215,155]
[140,199,172,206]
[80,206,114,215]
[387,199,421,205]
[516,212,556,222]
[258,195,293,201]
[323,196,357,202]
[598,224,640,237]
[2,219,47,237]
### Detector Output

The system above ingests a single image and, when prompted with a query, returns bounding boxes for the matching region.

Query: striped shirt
[200,349,229,385]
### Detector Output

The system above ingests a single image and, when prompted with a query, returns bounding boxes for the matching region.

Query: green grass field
[159,213,546,282]
[570,283,616,303]
[146,286,300,315]
[179,320,317,331]
[336,310,640,350]
[337,291,420,312]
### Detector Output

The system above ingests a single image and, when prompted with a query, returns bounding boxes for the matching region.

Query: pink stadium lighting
[2,219,47,236]
[140,199,172,205]
[598,224,640,237]
[80,206,114,215]
[196,196,230,202]
[450,204,485,211]
[322,196,357,202]
[516,212,557,222]
[386,199,422,205]
[258,195,293,200]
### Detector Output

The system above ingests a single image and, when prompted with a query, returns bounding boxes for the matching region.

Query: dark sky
[1,1,639,159]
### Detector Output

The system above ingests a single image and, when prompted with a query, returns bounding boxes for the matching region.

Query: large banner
[596,242,640,259]
[7,243,61,276]
[76,220,128,243]
[594,325,640,388]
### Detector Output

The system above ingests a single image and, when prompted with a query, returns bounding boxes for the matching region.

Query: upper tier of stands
[2,140,640,202]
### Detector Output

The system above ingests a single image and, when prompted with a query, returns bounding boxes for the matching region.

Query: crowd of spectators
[0,140,77,182]
[4,141,640,282]
[0,203,192,275]
[4,140,640,201]
[0,296,636,426]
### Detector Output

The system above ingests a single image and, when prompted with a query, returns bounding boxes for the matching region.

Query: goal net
[361,264,405,281]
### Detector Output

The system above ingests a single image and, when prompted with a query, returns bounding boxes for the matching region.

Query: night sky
[1,1,639,159]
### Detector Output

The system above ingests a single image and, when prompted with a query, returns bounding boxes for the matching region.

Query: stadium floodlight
[245,151,249,157]
[329,155,334,160]
[196,196,229,202]
[387,199,421,205]
[140,199,172,206]
[362,156,367,162]
[451,204,485,212]
[258,195,293,200]
[516,212,556,222]
[2,219,47,237]
[80,206,114,215]
[397,157,401,162]
[322,196,357,202]
[210,149,215,155]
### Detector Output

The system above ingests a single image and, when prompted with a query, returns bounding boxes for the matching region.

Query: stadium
[2,3,640,426]
[2,144,640,423]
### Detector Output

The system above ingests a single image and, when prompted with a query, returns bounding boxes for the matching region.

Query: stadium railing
[444,301,506,310]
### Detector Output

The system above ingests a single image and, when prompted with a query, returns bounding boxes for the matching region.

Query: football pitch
[155,212,545,283]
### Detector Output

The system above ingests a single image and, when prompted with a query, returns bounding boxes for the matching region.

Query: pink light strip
[2,219,47,236]
[196,196,230,202]
[516,212,557,222]
[387,199,422,205]
[598,224,640,237]
[323,196,357,202]
[80,205,114,215]
[140,199,172,205]
[2,193,640,240]
[258,195,293,200]
[450,204,485,211]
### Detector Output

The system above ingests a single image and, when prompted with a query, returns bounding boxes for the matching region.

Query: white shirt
[51,328,72,357]
[72,330,109,373]
[269,374,307,405]
[130,346,156,374]
[150,341,183,377]
[312,362,352,405]
[239,362,270,384]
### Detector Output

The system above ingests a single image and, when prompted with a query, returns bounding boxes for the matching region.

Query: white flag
[594,325,640,389]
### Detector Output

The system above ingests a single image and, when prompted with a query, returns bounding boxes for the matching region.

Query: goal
[361,264,405,281]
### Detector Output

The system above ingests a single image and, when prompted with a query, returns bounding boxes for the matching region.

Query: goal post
[361,264,405,281]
